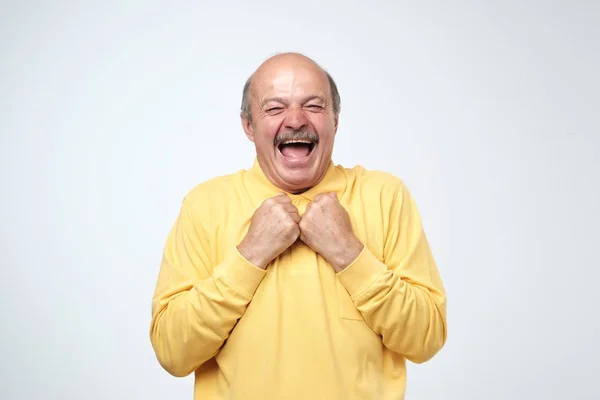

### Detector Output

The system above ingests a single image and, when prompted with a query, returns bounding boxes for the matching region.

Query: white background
[1,1,599,399]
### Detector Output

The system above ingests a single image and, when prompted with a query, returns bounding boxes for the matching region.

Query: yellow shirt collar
[245,157,347,203]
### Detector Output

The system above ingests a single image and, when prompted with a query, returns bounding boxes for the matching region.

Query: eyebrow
[260,97,288,108]
[260,95,326,108]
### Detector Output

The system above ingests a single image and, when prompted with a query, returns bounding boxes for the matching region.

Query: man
[150,53,447,399]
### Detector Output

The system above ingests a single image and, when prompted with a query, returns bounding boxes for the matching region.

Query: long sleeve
[337,182,447,364]
[149,197,266,377]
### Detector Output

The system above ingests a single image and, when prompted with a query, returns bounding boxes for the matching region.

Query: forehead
[252,62,330,102]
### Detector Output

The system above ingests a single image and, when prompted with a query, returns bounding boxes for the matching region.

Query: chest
[210,194,386,385]
[210,194,386,269]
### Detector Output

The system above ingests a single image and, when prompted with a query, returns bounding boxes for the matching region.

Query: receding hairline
[240,54,341,121]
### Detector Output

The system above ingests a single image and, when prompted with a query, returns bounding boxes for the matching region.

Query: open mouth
[277,140,316,159]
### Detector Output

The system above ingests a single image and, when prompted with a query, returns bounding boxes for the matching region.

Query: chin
[275,165,317,191]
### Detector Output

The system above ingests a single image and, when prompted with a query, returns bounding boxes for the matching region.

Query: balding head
[241,53,340,122]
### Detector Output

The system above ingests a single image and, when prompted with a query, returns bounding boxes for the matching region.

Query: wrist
[237,239,268,270]
[331,237,364,273]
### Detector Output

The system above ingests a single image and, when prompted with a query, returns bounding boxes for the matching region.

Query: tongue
[281,143,311,158]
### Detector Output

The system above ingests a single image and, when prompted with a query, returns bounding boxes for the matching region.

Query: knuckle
[283,216,294,226]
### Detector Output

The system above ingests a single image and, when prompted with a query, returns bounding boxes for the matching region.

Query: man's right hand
[237,194,300,269]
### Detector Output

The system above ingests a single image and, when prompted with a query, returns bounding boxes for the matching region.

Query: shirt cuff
[336,245,387,298]
[212,247,267,298]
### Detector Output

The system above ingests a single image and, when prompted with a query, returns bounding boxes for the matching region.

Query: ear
[333,115,339,134]
[241,115,255,142]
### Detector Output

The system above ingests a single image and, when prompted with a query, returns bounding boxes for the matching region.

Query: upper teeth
[281,140,312,145]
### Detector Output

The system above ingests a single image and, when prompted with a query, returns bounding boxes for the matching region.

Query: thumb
[328,192,337,199]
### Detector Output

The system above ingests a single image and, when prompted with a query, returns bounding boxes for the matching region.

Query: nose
[283,107,309,131]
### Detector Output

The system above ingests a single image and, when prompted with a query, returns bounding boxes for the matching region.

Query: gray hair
[240,69,341,122]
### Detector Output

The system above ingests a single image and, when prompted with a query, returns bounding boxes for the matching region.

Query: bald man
[150,53,447,400]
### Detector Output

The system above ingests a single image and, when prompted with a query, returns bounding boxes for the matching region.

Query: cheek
[255,120,281,145]
[312,116,336,142]
[310,112,335,129]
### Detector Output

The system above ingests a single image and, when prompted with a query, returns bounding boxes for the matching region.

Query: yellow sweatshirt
[150,159,447,400]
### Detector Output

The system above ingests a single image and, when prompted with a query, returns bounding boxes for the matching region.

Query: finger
[314,193,334,204]
[288,212,301,224]
[298,229,306,243]
[313,193,326,202]
[305,202,313,213]
[279,203,300,219]
[269,193,292,204]
[320,193,337,203]
[299,231,310,246]
[277,193,292,202]
[281,203,299,214]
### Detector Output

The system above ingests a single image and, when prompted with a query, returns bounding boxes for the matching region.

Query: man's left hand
[299,193,364,273]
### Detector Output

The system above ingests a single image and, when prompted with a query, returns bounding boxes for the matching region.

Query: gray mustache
[274,131,319,146]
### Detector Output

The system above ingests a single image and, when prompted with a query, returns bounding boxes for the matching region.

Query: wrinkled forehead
[251,64,331,103]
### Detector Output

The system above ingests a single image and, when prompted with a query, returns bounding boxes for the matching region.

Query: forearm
[337,246,447,363]
[150,249,266,377]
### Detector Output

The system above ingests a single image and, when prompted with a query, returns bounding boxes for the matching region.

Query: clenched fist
[299,193,364,272]
[237,194,300,269]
